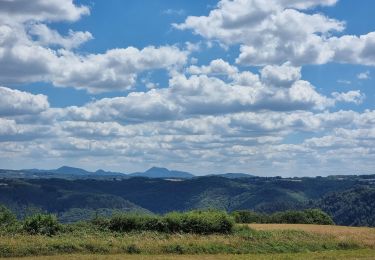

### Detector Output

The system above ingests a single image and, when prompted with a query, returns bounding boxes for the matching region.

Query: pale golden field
[249,224,375,248]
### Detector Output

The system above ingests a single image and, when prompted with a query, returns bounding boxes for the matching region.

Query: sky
[0,0,375,176]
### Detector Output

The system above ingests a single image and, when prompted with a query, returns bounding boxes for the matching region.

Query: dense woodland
[0,174,374,226]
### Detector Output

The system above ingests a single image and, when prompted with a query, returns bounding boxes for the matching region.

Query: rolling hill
[0,173,374,226]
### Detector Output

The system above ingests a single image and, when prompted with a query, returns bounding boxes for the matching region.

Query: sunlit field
[249,224,375,247]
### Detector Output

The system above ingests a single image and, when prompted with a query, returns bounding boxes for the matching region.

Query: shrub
[303,209,335,225]
[164,210,234,234]
[232,209,334,225]
[90,215,110,230]
[0,205,19,232]
[270,209,334,225]
[270,210,307,224]
[109,214,147,232]
[231,210,268,223]
[106,210,234,234]
[23,214,61,236]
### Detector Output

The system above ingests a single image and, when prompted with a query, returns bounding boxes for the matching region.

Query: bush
[23,214,61,236]
[170,210,234,234]
[106,210,234,234]
[232,210,268,223]
[232,209,334,225]
[90,215,110,230]
[270,210,307,224]
[0,205,19,232]
[303,209,335,225]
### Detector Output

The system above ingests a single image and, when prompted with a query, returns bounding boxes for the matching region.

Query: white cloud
[279,0,338,9]
[357,71,371,80]
[187,59,238,76]
[163,9,185,16]
[52,46,188,93]
[332,90,365,105]
[29,24,93,50]
[261,63,301,87]
[61,65,336,124]
[0,1,188,92]
[175,0,375,66]
[0,118,53,142]
[337,80,351,85]
[0,86,49,116]
[0,0,90,23]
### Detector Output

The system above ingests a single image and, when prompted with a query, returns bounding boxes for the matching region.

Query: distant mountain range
[0,166,255,180]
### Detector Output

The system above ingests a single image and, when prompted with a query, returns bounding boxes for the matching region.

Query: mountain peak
[145,167,170,174]
[57,166,82,170]
[54,166,90,175]
[129,167,194,179]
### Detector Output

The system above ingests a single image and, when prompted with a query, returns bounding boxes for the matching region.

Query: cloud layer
[0,0,374,176]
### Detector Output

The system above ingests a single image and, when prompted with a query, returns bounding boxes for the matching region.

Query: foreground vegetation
[0,205,374,258]
[0,225,367,257]
[4,250,375,260]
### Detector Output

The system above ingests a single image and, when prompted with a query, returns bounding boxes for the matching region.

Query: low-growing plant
[23,213,61,236]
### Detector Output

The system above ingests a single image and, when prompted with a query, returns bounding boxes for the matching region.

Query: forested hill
[0,174,374,226]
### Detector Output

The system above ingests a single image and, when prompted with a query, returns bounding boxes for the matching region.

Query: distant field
[249,224,375,248]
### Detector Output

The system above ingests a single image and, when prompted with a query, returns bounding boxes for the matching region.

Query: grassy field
[249,224,375,248]
[1,224,375,259]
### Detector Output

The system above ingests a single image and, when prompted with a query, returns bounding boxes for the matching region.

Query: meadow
[1,207,375,259]
[1,224,375,258]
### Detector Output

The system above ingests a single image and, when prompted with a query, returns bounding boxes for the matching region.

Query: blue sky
[0,0,374,176]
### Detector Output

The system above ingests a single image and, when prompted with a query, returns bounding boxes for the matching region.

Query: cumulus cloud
[357,71,370,80]
[175,0,375,66]
[332,90,365,105]
[29,24,93,50]
[0,1,188,92]
[60,64,337,124]
[187,59,238,76]
[279,0,338,9]
[52,46,188,93]
[0,0,90,23]
[0,86,49,116]
[261,63,301,87]
[0,118,53,142]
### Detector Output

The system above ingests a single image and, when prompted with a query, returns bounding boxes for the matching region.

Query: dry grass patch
[249,224,375,248]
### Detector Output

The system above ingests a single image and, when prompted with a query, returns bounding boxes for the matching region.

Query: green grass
[0,225,366,258]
